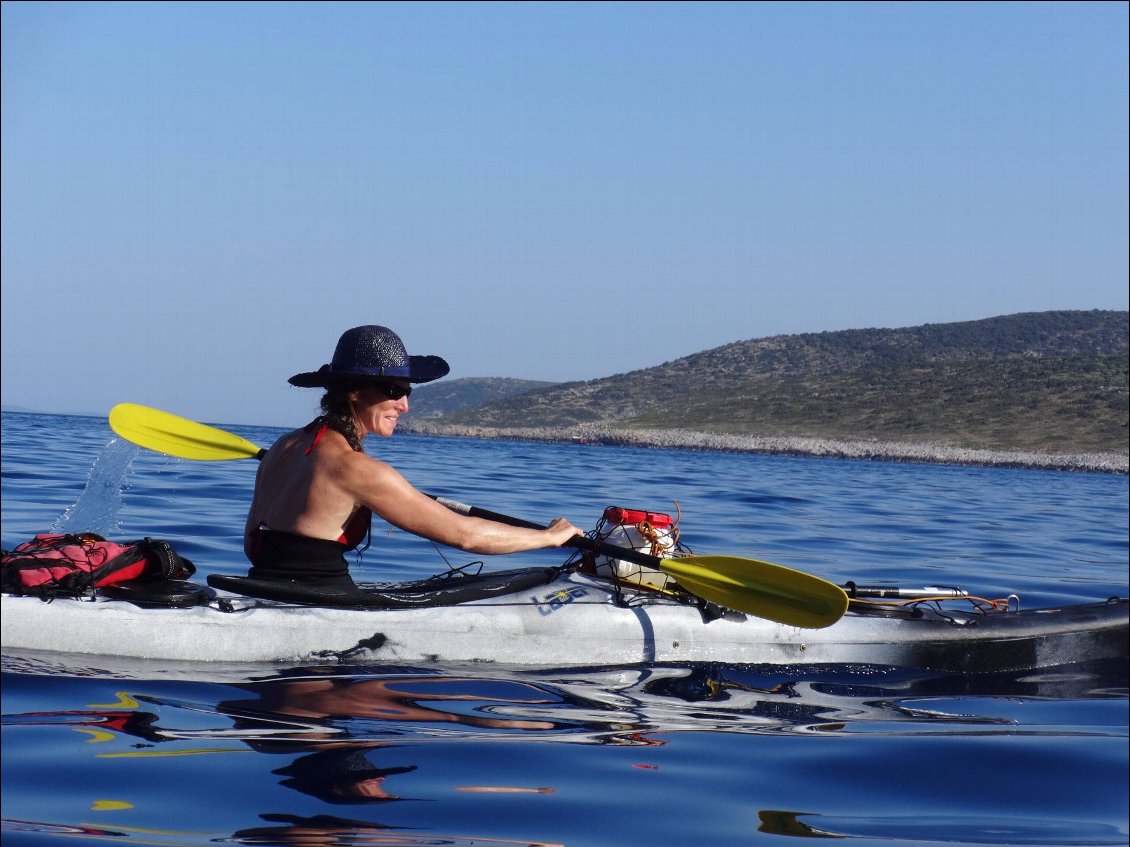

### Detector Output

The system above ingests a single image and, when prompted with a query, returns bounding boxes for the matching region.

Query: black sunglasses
[374,381,412,401]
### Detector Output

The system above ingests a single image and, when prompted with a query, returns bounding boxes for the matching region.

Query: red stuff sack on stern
[0,532,195,601]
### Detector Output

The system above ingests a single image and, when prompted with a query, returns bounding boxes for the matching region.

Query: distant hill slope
[414,311,1128,455]
[407,377,557,419]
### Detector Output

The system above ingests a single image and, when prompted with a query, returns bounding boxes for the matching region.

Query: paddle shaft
[108,403,849,625]
[433,496,668,570]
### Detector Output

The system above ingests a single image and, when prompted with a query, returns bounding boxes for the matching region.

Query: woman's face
[351,381,410,438]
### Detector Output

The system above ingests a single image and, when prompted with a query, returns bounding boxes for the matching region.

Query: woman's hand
[543,517,584,547]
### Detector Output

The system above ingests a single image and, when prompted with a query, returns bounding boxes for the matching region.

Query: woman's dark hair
[320,385,365,452]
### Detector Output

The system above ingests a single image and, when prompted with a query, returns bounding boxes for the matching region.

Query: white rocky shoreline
[402,422,1129,474]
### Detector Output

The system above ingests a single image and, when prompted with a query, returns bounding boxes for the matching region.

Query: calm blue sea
[2,410,1128,846]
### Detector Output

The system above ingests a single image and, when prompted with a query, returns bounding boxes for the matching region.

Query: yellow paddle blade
[109,403,263,461]
[656,555,849,629]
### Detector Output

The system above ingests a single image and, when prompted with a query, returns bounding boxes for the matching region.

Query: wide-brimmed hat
[288,325,450,388]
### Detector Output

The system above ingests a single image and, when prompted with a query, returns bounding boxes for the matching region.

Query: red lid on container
[603,506,674,528]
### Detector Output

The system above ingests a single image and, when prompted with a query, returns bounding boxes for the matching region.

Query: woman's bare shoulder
[264,425,316,454]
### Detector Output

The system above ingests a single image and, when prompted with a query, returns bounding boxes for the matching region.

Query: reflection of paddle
[109,403,849,628]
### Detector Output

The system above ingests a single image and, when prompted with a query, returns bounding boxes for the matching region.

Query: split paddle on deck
[108,402,849,628]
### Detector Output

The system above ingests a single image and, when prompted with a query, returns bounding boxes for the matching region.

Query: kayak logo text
[531,586,588,616]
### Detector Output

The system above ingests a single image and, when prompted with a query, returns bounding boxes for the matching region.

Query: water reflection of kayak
[2,568,1125,672]
[4,660,1125,742]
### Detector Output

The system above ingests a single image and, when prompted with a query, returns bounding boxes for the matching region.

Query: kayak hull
[2,572,1126,673]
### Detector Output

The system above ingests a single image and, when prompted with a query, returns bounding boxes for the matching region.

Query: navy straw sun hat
[288,325,450,388]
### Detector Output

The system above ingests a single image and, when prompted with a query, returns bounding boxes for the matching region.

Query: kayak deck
[2,571,1126,672]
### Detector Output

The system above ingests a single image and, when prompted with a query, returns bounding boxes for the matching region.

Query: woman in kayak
[244,324,582,588]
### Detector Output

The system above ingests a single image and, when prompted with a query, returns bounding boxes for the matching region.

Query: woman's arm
[338,451,581,554]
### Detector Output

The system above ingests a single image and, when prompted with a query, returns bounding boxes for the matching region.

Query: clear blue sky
[3,1,1127,427]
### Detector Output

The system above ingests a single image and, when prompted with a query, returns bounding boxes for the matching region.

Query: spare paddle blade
[658,554,849,629]
[109,403,263,461]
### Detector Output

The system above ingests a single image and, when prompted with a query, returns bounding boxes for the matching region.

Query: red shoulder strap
[304,422,330,456]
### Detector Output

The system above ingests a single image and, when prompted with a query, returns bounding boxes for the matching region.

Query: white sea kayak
[2,568,1125,672]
